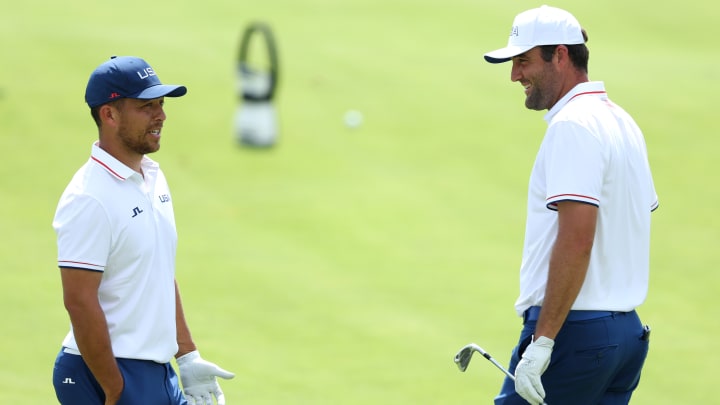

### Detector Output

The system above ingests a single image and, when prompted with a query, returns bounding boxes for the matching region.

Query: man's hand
[515,336,554,405]
[177,351,235,405]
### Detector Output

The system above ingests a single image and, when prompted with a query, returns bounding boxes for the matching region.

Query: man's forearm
[535,201,597,340]
[535,239,591,339]
[174,280,197,357]
[67,304,124,402]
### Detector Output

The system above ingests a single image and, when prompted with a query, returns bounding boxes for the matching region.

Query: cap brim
[484,45,535,64]
[134,84,187,100]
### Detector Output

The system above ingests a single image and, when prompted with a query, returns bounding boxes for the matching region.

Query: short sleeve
[53,193,111,271]
[544,121,604,210]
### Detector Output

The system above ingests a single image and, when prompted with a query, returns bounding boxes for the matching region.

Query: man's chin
[524,97,547,111]
[138,144,160,155]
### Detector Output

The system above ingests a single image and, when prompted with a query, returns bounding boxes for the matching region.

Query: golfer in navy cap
[52,56,234,405]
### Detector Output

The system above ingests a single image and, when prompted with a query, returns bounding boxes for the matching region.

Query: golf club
[454,343,549,405]
[454,343,514,377]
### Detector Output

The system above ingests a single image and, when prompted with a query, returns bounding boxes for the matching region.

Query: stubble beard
[524,65,560,111]
[117,124,160,155]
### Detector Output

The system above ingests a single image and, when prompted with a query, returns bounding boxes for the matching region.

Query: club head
[453,344,477,372]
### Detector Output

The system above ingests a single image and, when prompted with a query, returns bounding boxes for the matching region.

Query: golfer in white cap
[483,6,658,405]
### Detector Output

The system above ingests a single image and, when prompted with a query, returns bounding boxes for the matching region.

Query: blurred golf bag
[235,22,279,147]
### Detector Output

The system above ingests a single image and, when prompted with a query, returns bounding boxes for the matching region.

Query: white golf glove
[515,336,554,405]
[177,351,235,405]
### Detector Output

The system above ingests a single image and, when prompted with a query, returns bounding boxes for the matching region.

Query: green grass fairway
[1,1,717,403]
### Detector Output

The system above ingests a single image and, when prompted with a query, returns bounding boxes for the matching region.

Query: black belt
[523,306,630,324]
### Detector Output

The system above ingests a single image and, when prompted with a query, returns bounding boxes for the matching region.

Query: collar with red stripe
[544,81,607,122]
[89,142,138,181]
[568,90,607,102]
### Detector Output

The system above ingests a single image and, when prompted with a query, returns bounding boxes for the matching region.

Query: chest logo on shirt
[158,194,171,203]
[131,207,144,217]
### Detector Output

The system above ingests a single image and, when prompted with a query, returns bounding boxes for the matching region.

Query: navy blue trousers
[495,309,649,405]
[53,348,187,405]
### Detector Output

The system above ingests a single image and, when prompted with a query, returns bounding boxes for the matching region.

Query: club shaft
[484,354,515,381]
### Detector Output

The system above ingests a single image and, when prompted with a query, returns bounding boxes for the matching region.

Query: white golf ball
[344,110,363,128]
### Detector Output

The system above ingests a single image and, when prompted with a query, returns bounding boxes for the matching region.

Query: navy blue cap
[85,56,187,108]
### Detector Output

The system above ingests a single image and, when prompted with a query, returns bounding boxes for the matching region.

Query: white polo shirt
[53,142,179,363]
[515,81,658,316]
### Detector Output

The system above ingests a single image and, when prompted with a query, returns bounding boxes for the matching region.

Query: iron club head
[454,343,479,372]
[453,343,515,381]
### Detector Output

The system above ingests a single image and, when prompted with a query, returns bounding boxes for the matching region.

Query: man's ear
[554,45,570,67]
[98,104,119,127]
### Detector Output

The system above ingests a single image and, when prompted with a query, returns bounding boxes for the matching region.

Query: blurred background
[0,0,717,403]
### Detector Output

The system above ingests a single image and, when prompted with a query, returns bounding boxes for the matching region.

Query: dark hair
[89,99,125,128]
[539,28,590,73]
[90,106,102,127]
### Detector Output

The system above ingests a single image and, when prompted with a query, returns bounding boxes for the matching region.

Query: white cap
[484,5,585,64]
